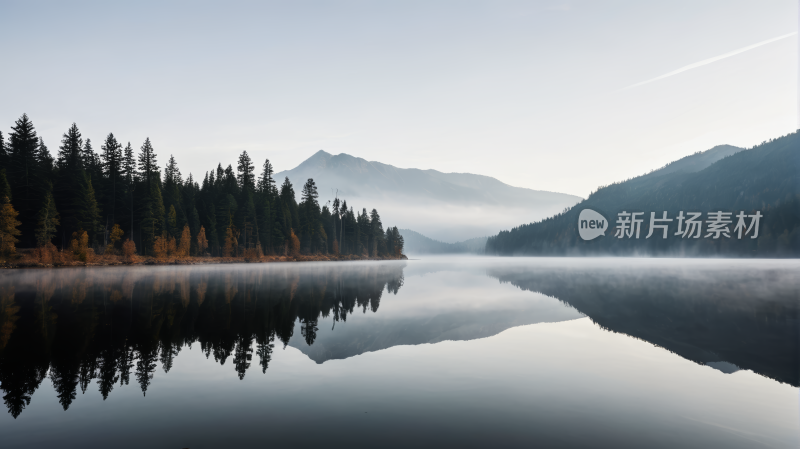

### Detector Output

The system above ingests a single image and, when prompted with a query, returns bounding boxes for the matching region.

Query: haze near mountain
[276,151,582,242]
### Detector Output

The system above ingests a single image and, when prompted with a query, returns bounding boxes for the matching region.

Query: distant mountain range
[399,229,487,255]
[486,132,800,257]
[275,151,581,242]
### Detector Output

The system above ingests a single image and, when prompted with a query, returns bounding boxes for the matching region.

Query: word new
[614,211,762,239]
[578,209,608,240]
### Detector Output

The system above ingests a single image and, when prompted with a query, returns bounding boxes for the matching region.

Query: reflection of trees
[487,263,799,387]
[97,346,119,400]
[233,335,253,380]
[300,318,318,346]
[135,344,158,396]
[0,285,50,418]
[0,262,404,417]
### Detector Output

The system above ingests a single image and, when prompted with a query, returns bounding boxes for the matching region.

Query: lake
[0,257,797,448]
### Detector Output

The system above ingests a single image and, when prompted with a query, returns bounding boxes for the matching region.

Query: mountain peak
[295,150,333,170]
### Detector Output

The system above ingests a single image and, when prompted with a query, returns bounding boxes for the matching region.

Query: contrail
[620,31,797,91]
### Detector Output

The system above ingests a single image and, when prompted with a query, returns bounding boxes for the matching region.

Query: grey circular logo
[578,209,608,241]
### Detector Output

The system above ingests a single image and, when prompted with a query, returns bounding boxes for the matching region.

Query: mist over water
[0,258,797,448]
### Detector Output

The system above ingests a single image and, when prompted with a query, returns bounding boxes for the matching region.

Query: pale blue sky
[0,0,796,197]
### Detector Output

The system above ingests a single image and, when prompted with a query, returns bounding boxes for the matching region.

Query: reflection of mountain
[0,263,405,418]
[275,150,581,242]
[487,262,800,386]
[289,302,581,363]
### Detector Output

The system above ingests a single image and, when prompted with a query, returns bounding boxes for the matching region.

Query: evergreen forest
[0,114,404,263]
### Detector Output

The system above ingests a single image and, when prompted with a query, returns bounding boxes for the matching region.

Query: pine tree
[162,155,185,234]
[369,208,385,256]
[240,193,258,250]
[55,123,86,243]
[299,178,320,252]
[257,159,276,194]
[279,177,299,240]
[188,204,201,240]
[57,123,83,169]
[301,178,319,206]
[122,142,136,184]
[339,200,348,254]
[35,192,60,247]
[78,172,101,244]
[82,138,92,169]
[101,133,124,224]
[7,114,42,247]
[357,208,370,255]
[386,226,404,257]
[120,142,137,241]
[140,181,165,255]
[237,151,255,193]
[216,194,237,250]
[256,159,277,253]
[137,138,158,187]
[164,155,182,185]
[37,137,54,179]
[87,139,104,201]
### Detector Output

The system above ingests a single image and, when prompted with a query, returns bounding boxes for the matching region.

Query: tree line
[0,114,404,260]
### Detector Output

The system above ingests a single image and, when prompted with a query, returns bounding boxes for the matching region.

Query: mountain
[486,132,800,257]
[399,229,487,255]
[275,151,582,242]
[642,144,742,178]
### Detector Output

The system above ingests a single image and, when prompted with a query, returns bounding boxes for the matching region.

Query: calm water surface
[0,257,798,448]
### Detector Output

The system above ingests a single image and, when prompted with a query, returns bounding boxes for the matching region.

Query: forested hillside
[486,132,800,257]
[0,114,404,262]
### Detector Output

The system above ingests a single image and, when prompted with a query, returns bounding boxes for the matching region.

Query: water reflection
[0,258,798,426]
[486,259,800,387]
[0,263,405,418]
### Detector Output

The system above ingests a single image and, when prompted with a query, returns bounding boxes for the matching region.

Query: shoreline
[0,253,408,269]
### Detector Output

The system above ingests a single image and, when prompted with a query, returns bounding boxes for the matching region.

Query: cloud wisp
[620,31,797,91]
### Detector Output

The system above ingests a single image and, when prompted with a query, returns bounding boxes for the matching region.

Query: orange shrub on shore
[33,242,58,264]
[122,239,137,263]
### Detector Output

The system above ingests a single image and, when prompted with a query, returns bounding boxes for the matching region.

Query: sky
[0,0,796,198]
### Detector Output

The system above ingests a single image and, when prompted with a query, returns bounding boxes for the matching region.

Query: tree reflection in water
[0,263,405,418]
